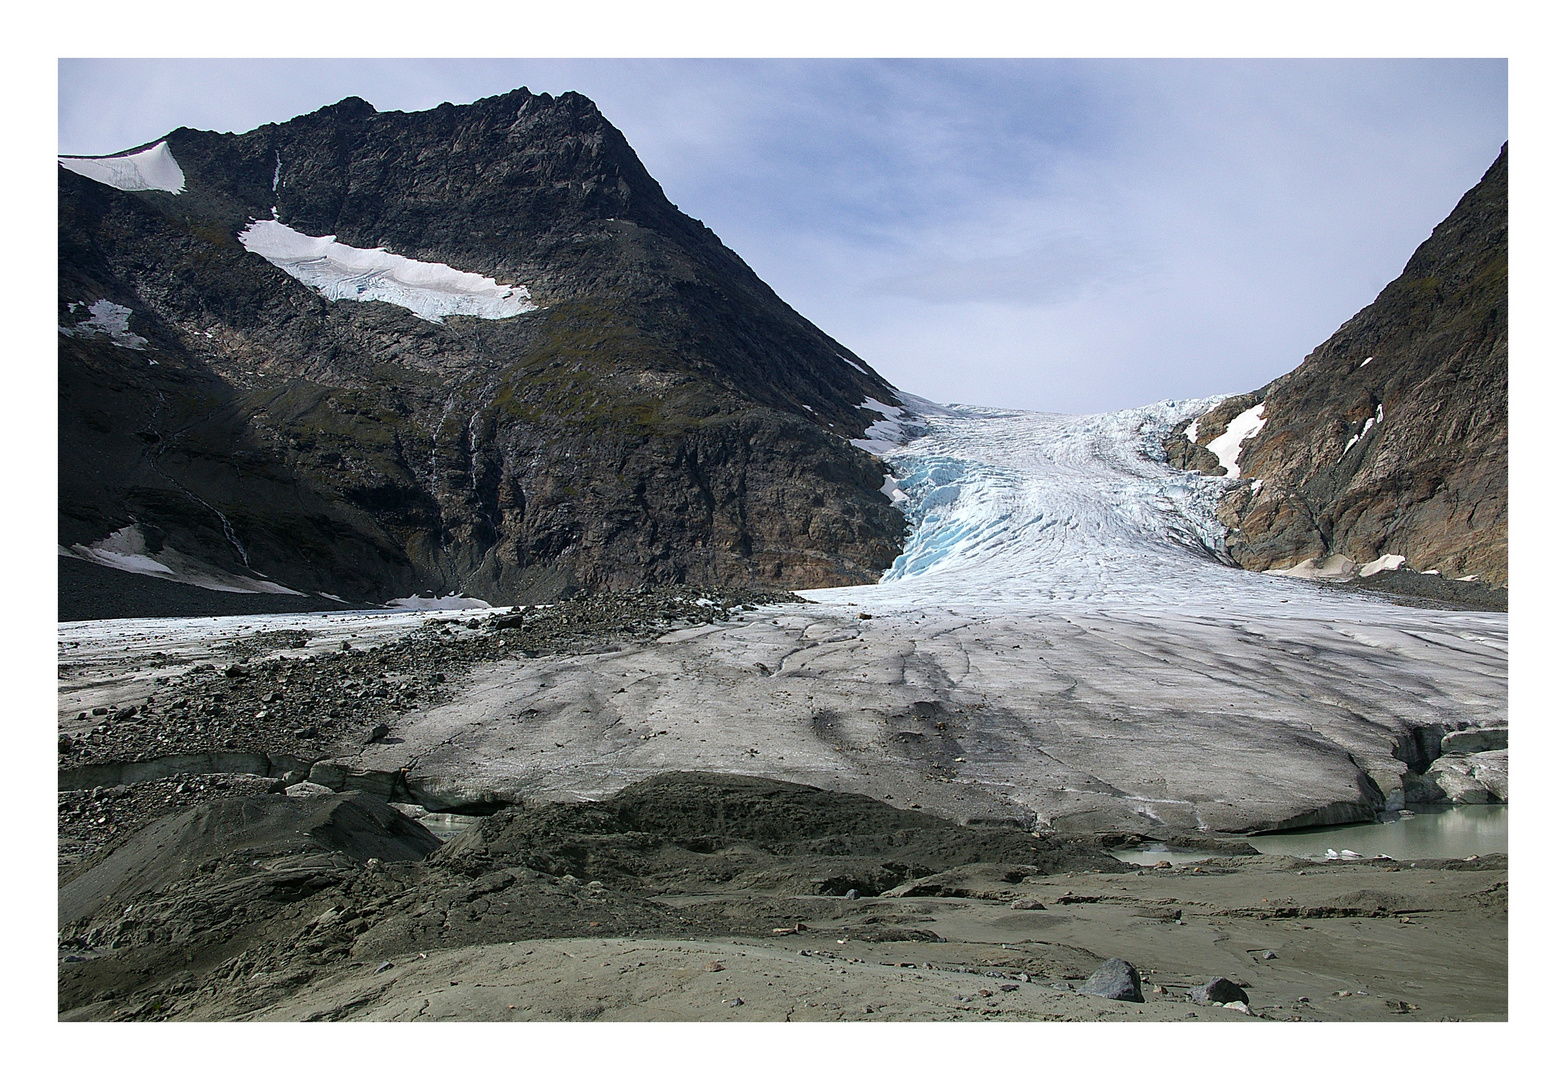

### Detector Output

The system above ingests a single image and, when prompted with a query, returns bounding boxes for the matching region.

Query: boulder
[1079,958,1144,1002]
[1190,977,1249,1005]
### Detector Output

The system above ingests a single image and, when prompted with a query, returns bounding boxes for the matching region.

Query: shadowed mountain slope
[59,89,906,611]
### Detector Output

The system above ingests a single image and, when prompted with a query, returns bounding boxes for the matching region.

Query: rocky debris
[1172,146,1507,587]
[57,585,798,777]
[57,772,276,879]
[433,772,1123,891]
[1189,977,1250,1006]
[1078,958,1144,1002]
[56,773,1119,1021]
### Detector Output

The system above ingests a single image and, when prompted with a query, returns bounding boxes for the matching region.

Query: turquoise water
[1113,804,1507,865]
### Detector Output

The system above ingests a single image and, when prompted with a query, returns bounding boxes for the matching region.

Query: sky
[58,58,1507,414]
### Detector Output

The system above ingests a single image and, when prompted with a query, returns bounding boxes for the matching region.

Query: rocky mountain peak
[59,87,907,614]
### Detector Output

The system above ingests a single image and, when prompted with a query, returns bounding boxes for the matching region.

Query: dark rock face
[1166,146,1507,586]
[1079,958,1144,1002]
[59,89,907,610]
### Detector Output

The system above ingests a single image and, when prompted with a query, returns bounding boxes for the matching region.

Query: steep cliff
[1164,145,1507,587]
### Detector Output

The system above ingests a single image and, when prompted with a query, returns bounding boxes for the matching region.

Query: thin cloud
[57,59,1506,414]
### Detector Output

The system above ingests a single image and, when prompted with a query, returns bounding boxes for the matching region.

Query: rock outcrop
[1165,145,1507,586]
[60,89,907,612]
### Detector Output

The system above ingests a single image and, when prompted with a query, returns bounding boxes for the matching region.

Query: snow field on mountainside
[58,141,186,194]
[238,219,536,324]
[59,300,148,350]
[1205,402,1266,478]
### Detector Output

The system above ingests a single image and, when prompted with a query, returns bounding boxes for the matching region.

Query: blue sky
[58,58,1507,413]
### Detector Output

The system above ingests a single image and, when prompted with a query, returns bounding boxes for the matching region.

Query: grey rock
[308,762,348,789]
[366,723,390,744]
[1190,977,1250,1005]
[285,781,336,797]
[1440,727,1507,754]
[1010,898,1045,910]
[1079,958,1144,1002]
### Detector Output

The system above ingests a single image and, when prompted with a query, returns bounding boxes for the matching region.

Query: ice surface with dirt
[238,219,537,323]
[59,141,187,194]
[58,396,1507,834]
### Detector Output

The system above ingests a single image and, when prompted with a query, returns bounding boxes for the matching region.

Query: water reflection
[1112,804,1507,865]
[1250,804,1506,861]
[418,812,485,841]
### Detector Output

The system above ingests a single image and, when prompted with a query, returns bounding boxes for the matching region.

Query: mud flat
[57,773,1504,1022]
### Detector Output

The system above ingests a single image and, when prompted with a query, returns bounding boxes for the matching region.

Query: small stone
[1223,1001,1253,1014]
[367,723,390,743]
[1190,977,1249,1006]
[1261,950,1277,960]
[1079,958,1144,1002]
[705,961,724,972]
[374,961,393,974]
[1010,898,1044,910]
[727,998,744,1007]
[294,726,318,740]
[58,733,74,753]
[844,889,860,899]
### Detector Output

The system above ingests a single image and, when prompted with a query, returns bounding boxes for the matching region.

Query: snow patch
[237,219,536,324]
[1342,403,1383,458]
[1360,356,1374,367]
[879,473,908,505]
[383,594,492,611]
[1265,552,1407,582]
[59,141,185,194]
[1182,417,1200,443]
[1205,403,1266,478]
[851,397,922,456]
[1358,554,1406,577]
[837,353,871,375]
[64,526,305,594]
[59,299,148,350]
[1264,554,1360,583]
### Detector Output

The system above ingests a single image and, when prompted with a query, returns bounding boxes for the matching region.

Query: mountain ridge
[59,88,909,612]
[1163,144,1507,588]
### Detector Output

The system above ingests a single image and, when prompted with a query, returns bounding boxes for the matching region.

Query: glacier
[57,395,1506,834]
[58,141,186,194]
[237,219,537,324]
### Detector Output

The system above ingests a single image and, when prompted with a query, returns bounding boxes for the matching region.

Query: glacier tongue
[823,398,1258,608]
[237,219,536,323]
